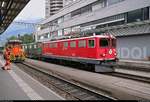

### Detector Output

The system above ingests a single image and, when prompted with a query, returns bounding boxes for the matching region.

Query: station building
[35,0,150,60]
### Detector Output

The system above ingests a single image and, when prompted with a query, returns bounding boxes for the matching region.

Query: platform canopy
[0,0,30,34]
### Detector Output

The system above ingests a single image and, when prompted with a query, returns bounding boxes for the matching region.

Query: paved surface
[26,58,150,100]
[0,56,64,100]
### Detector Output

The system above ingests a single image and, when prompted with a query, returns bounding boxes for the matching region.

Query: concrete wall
[117,34,150,60]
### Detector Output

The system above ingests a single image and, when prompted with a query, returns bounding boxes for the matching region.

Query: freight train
[22,34,117,72]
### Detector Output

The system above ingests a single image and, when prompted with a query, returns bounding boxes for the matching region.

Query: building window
[71,26,80,32]
[78,40,86,48]
[58,16,64,24]
[81,14,125,29]
[64,28,71,35]
[71,9,81,17]
[58,30,63,36]
[64,13,71,21]
[92,0,105,11]
[70,41,76,48]
[127,9,143,22]
[63,42,68,48]
[107,0,124,6]
[143,7,149,20]
[81,5,92,15]
[48,33,50,38]
[88,40,95,48]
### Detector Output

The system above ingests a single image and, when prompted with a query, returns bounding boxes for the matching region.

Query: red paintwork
[42,35,117,61]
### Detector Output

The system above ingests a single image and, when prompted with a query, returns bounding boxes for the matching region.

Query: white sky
[15,0,45,21]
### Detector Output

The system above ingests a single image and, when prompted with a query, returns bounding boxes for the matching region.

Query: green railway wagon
[22,42,42,59]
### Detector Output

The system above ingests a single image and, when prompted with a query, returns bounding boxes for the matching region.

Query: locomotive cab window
[100,38,109,47]
[88,40,95,48]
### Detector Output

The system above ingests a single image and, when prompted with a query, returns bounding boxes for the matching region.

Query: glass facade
[127,7,149,23]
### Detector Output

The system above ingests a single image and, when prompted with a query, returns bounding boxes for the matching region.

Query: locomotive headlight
[114,53,117,56]
[103,54,106,57]
[109,49,113,55]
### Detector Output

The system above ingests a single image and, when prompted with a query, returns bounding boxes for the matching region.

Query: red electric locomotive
[42,34,117,72]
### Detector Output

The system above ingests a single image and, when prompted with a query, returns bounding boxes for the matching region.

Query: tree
[8,36,18,40]
[19,34,35,44]
[8,34,35,44]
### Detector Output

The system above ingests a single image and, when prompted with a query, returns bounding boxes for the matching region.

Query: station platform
[0,56,64,100]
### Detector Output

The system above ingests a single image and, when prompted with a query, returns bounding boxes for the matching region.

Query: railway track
[15,62,115,100]
[42,58,150,83]
[45,59,150,84]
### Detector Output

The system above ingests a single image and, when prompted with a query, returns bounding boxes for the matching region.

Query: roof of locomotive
[43,35,116,44]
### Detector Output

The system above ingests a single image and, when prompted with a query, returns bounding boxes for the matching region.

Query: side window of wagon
[34,44,37,49]
[88,40,95,48]
[25,45,27,49]
[70,41,76,48]
[29,45,32,49]
[78,40,86,48]
[63,42,68,48]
